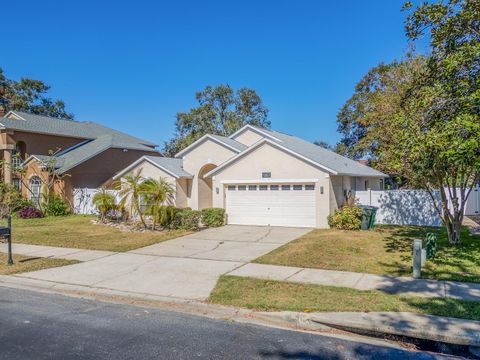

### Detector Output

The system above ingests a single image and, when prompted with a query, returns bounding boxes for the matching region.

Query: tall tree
[0,67,73,119]
[336,0,479,245]
[336,55,426,161]
[163,85,269,156]
[389,0,480,245]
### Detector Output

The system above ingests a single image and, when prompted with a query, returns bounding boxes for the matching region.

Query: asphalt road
[0,287,446,359]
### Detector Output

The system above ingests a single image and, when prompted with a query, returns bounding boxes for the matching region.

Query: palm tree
[117,169,148,228]
[92,188,117,223]
[141,178,175,230]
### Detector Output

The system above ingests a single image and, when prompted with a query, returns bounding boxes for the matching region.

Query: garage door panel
[226,185,316,228]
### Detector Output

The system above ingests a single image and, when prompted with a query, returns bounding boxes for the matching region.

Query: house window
[281,185,291,190]
[379,179,384,190]
[29,176,42,205]
[12,178,21,191]
[238,185,247,191]
[248,185,257,191]
[11,154,23,169]
[259,185,268,191]
[227,185,236,191]
[270,185,279,190]
[305,184,315,190]
[293,185,303,190]
[364,180,369,190]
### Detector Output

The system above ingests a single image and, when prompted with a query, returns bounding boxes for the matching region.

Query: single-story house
[114,125,387,228]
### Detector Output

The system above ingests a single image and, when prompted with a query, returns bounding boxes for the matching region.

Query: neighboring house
[115,125,387,228]
[0,110,159,206]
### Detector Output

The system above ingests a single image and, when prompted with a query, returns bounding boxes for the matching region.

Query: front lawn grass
[209,276,480,321]
[255,225,480,283]
[0,253,78,275]
[11,215,190,252]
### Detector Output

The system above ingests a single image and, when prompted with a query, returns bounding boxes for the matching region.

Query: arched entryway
[198,163,217,209]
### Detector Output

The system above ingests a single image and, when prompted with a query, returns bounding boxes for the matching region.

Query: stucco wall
[181,139,237,210]
[118,158,188,207]
[66,148,158,188]
[210,142,331,228]
[330,175,384,211]
[355,177,383,191]
[233,130,264,147]
[10,131,84,158]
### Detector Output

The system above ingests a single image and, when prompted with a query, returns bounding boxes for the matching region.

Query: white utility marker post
[413,239,422,279]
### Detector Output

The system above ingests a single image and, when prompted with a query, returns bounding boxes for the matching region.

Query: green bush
[170,209,201,231]
[328,206,362,230]
[0,183,27,218]
[201,208,225,227]
[45,195,71,216]
[158,205,179,227]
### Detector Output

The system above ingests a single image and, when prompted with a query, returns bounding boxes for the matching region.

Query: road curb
[1,275,478,348]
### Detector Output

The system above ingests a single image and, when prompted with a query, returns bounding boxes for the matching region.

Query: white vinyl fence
[357,187,480,227]
[73,188,120,215]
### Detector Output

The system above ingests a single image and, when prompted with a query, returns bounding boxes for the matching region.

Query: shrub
[201,208,225,227]
[158,205,179,228]
[328,205,362,230]
[18,206,43,219]
[0,183,27,218]
[170,209,201,231]
[92,188,117,222]
[45,195,71,216]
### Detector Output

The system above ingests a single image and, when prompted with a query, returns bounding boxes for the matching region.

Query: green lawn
[255,225,480,283]
[209,275,480,321]
[10,215,190,252]
[0,253,78,275]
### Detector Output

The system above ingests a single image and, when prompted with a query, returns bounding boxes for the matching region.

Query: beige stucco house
[114,125,387,228]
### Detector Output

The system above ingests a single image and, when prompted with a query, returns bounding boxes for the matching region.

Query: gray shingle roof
[0,111,157,148]
[209,134,247,152]
[143,156,193,178]
[5,111,160,174]
[250,126,387,177]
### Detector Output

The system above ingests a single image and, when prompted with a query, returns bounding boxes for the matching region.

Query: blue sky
[2,0,419,149]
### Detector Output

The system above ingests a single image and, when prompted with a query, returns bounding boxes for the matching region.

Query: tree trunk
[444,216,462,245]
[439,186,466,246]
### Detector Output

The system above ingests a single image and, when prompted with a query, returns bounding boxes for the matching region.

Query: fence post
[413,239,422,278]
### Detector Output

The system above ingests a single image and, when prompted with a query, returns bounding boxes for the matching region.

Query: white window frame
[29,176,42,205]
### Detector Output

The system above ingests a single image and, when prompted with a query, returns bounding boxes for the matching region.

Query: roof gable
[208,126,387,178]
[174,134,246,158]
[229,125,282,143]
[253,127,386,177]
[113,156,193,180]
[205,138,337,178]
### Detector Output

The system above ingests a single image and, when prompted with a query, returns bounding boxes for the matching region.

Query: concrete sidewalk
[228,263,480,301]
[0,243,115,262]
[5,226,310,300]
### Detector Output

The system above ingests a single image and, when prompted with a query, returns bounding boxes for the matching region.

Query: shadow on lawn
[377,225,480,283]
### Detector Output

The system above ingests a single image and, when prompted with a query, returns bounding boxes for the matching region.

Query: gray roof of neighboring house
[209,134,247,152]
[3,111,160,174]
[0,111,157,148]
[143,156,193,178]
[29,135,124,174]
[249,126,387,177]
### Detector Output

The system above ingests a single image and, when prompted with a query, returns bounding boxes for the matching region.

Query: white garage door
[225,183,316,227]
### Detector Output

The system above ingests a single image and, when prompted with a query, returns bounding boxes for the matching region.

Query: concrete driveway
[15,226,311,300]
